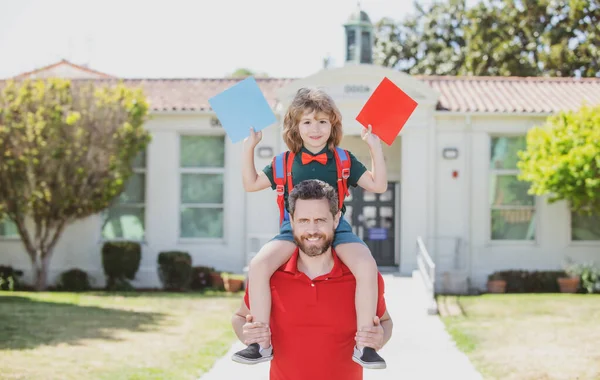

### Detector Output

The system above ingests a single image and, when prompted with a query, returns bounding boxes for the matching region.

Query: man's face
[290,199,340,257]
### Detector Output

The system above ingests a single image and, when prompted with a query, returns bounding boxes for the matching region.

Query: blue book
[208,76,277,143]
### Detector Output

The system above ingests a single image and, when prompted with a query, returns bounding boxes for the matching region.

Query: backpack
[272,147,351,226]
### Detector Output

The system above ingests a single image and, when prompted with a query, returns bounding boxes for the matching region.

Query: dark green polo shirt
[262,146,367,214]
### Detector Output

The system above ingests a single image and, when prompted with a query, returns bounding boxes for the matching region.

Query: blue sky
[0,0,474,79]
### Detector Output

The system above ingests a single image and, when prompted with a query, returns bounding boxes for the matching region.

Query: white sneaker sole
[231,354,273,365]
[352,355,387,369]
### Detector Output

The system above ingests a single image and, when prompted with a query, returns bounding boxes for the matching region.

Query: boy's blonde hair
[282,88,343,153]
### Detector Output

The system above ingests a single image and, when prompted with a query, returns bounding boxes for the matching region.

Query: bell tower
[343,2,374,65]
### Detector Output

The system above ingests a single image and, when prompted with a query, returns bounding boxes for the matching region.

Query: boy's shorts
[271,215,367,247]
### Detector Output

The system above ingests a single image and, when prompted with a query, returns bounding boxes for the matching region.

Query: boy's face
[298,110,332,153]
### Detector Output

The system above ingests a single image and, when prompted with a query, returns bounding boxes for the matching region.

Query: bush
[58,268,91,291]
[0,265,23,291]
[191,266,215,291]
[157,251,193,291]
[101,241,141,290]
[488,270,567,293]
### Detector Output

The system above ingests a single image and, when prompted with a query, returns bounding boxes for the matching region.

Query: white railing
[416,236,438,315]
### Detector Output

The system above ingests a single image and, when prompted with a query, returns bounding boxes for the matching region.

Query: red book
[355,77,418,146]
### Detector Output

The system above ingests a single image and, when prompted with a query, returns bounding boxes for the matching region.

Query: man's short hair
[288,179,339,218]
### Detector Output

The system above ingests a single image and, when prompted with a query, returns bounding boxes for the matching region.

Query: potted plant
[487,272,507,293]
[209,270,224,290]
[557,262,581,293]
[221,273,245,293]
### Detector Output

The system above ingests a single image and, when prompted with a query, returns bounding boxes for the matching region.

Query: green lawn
[0,290,242,380]
[439,294,600,380]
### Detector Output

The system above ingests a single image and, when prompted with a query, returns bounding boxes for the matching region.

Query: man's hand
[242,314,271,348]
[355,316,384,351]
[243,127,263,149]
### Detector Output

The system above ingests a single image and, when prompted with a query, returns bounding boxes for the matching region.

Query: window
[571,212,600,241]
[489,136,536,240]
[0,217,18,238]
[101,151,146,240]
[360,31,372,64]
[179,135,225,239]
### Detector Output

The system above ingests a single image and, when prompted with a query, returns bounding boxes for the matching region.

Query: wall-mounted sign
[368,227,388,240]
[344,85,371,94]
[442,147,458,160]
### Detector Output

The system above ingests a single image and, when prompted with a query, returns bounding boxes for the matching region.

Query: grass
[438,294,600,380]
[0,290,242,380]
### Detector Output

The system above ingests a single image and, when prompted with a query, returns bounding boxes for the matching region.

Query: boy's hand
[355,316,384,351]
[361,125,381,148]
[243,127,263,149]
[242,314,271,348]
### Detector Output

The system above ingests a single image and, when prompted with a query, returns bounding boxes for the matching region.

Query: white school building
[1,9,599,293]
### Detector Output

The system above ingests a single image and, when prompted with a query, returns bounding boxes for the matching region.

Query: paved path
[200,273,482,380]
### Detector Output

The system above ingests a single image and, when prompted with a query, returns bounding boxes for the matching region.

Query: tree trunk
[29,249,52,291]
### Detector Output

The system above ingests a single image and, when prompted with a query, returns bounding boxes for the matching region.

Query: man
[231,179,393,380]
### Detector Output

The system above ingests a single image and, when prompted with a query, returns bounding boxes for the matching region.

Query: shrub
[0,265,23,291]
[488,270,567,293]
[101,241,141,290]
[191,266,215,291]
[157,251,193,291]
[58,268,91,291]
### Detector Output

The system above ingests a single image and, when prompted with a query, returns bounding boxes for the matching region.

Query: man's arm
[231,298,271,346]
[379,310,393,348]
[231,300,250,342]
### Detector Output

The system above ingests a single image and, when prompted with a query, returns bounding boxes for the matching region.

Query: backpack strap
[333,147,351,211]
[273,151,296,226]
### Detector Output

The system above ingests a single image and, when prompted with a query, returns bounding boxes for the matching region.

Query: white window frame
[568,208,600,246]
[178,133,226,243]
[487,135,538,245]
[100,153,147,242]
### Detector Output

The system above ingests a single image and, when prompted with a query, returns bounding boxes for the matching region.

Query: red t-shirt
[244,248,387,380]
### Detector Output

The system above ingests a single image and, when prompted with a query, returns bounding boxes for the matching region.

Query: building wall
[0,113,249,288]
[433,114,600,291]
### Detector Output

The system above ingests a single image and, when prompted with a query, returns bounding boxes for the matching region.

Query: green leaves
[0,78,151,289]
[375,0,600,77]
[518,104,600,213]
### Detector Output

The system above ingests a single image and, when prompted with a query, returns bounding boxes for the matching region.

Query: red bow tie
[301,152,328,165]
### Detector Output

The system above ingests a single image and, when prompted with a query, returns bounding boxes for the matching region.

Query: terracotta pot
[224,278,243,292]
[557,277,580,293]
[487,280,507,294]
[209,272,224,290]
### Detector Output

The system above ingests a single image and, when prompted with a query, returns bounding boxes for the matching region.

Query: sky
[0,0,468,79]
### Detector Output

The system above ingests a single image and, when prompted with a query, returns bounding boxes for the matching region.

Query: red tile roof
[419,76,600,113]
[12,59,115,79]
[2,75,599,114]
[118,78,295,112]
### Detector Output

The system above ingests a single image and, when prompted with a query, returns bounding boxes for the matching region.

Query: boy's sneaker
[352,346,387,369]
[232,343,273,365]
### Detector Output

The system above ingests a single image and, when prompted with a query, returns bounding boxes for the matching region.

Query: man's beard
[293,229,334,257]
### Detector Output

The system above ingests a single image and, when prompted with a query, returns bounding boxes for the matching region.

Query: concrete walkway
[199,273,482,380]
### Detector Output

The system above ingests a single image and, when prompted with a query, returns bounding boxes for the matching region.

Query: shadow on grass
[85,289,242,299]
[0,295,167,350]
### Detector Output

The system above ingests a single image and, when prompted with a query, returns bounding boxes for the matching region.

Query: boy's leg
[336,242,386,369]
[232,238,296,365]
[248,239,297,328]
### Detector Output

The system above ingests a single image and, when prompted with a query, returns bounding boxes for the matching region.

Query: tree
[0,79,151,290]
[374,0,469,75]
[229,68,269,78]
[375,0,600,77]
[517,104,600,214]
